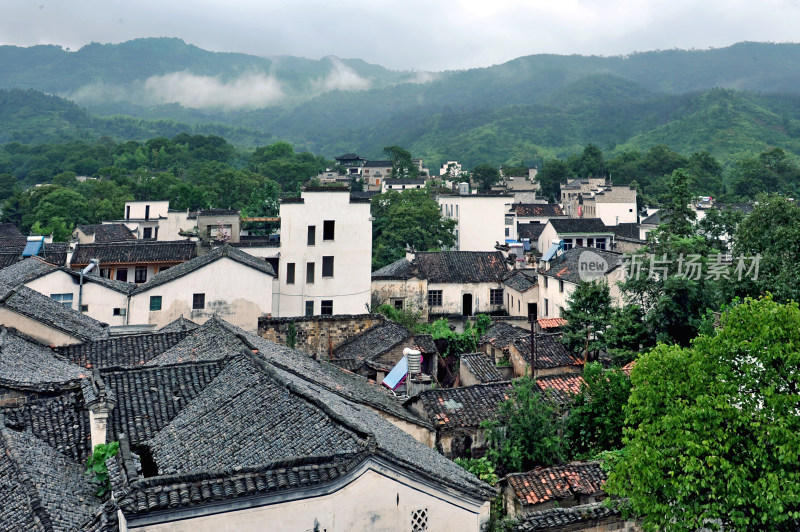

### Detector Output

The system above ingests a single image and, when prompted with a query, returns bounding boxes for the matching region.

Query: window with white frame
[50,293,73,307]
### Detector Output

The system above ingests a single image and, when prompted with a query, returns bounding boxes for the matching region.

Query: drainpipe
[78,259,99,313]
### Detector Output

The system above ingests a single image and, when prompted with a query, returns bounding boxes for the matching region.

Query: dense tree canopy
[607,297,800,531]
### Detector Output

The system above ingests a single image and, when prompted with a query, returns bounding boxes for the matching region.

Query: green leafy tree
[565,362,631,459]
[371,189,455,269]
[537,159,573,200]
[383,145,419,178]
[607,297,800,530]
[731,193,800,302]
[560,281,613,361]
[454,457,499,485]
[483,376,563,473]
[604,304,650,365]
[573,143,606,178]
[470,164,501,191]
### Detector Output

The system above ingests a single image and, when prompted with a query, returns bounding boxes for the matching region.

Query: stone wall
[258,314,385,359]
[0,386,45,408]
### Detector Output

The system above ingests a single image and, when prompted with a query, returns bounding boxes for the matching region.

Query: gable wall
[0,307,82,346]
[258,314,385,358]
[25,270,129,326]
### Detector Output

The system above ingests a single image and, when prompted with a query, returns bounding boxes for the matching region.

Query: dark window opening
[126,206,131,220]
[131,445,159,478]
[193,293,205,310]
[307,225,316,246]
[135,266,147,284]
[321,300,333,315]
[427,290,442,307]
[150,296,162,311]
[322,256,334,277]
[113,308,126,316]
[286,263,295,284]
[144,205,150,220]
[116,268,128,282]
[490,288,504,306]
[305,300,314,316]
[323,220,335,241]
[306,262,315,284]
[142,227,152,239]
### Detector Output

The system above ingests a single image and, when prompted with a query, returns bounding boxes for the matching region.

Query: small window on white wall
[411,508,428,531]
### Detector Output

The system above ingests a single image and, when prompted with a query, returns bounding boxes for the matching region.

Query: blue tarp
[542,242,560,262]
[382,356,408,391]
[21,240,42,257]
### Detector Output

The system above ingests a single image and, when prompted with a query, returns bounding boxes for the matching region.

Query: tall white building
[437,192,513,251]
[276,188,372,317]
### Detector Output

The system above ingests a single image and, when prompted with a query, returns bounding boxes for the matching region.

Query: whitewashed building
[438,192,514,251]
[277,188,372,317]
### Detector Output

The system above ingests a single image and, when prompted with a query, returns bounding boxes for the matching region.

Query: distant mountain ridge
[2,39,800,167]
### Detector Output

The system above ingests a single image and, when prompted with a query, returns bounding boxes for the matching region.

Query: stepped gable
[0,424,99,531]
[0,284,109,342]
[0,256,57,286]
[76,224,135,242]
[480,321,529,352]
[413,382,513,430]
[131,244,274,295]
[157,316,199,333]
[506,462,606,507]
[460,353,504,383]
[512,335,583,369]
[70,240,197,267]
[56,330,191,369]
[0,327,86,391]
[100,360,228,444]
[144,317,245,366]
[2,391,91,463]
[535,373,586,405]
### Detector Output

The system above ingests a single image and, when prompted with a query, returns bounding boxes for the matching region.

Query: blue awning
[382,356,408,391]
[21,240,43,257]
[542,242,560,262]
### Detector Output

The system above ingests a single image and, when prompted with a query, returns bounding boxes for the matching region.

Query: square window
[193,293,205,310]
[305,300,314,316]
[286,262,295,284]
[427,290,442,307]
[490,288,504,306]
[322,256,334,277]
[306,262,315,284]
[113,308,126,316]
[99,268,111,279]
[150,296,162,311]
[307,225,316,246]
[392,298,404,310]
[595,237,607,250]
[135,266,147,284]
[142,227,152,239]
[321,300,333,315]
[116,268,128,282]
[323,220,335,241]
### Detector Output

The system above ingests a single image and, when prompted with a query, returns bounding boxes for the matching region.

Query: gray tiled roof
[640,210,663,225]
[540,247,624,284]
[460,353,504,383]
[411,381,513,431]
[517,222,546,242]
[157,316,199,333]
[2,391,91,463]
[480,321,529,352]
[513,502,620,531]
[0,284,109,342]
[371,257,416,280]
[148,356,366,474]
[102,360,229,445]
[132,244,275,295]
[144,317,244,366]
[60,269,137,295]
[372,251,509,283]
[56,330,192,369]
[0,241,68,267]
[331,322,411,369]
[610,222,642,240]
[504,270,537,292]
[0,256,57,286]
[76,224,135,242]
[512,335,584,370]
[0,425,99,532]
[70,240,197,266]
[548,218,611,234]
[0,223,23,238]
[0,327,87,391]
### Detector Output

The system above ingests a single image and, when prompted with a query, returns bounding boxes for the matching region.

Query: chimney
[85,368,116,450]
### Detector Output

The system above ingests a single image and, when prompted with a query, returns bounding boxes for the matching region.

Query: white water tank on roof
[404,347,422,375]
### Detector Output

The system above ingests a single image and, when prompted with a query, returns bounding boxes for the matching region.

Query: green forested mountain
[3,39,800,168]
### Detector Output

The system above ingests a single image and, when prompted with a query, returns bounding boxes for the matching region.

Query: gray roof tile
[0,327,87,391]
[70,240,197,267]
[512,335,584,370]
[411,381,513,430]
[460,353,504,383]
[76,224,136,242]
[56,330,191,369]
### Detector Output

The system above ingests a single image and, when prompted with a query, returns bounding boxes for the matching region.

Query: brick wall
[258,314,386,359]
[0,386,44,408]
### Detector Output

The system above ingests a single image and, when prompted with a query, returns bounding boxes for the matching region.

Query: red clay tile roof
[538,318,567,329]
[536,373,586,404]
[514,204,564,217]
[506,462,606,506]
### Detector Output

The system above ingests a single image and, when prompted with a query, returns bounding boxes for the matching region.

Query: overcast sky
[3,0,800,71]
